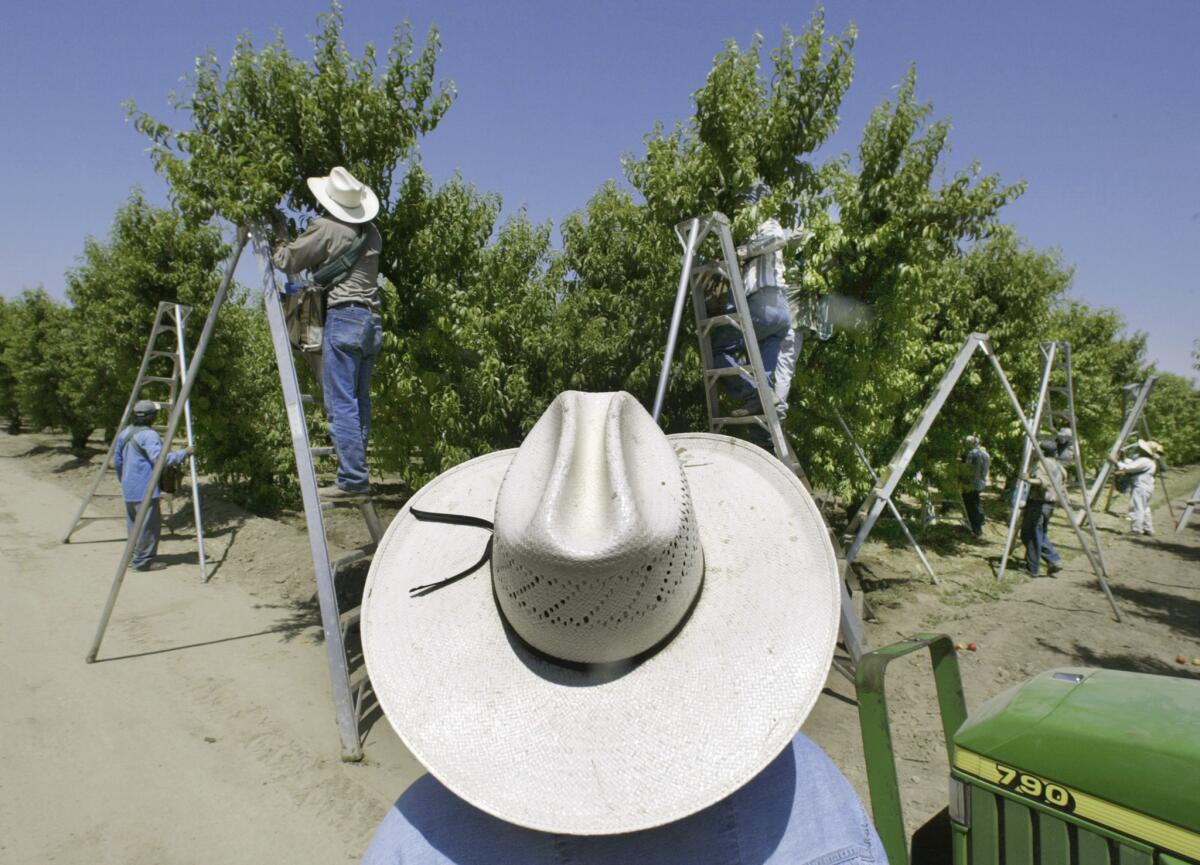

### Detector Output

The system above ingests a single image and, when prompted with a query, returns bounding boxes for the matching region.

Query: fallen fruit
[1193,658,1200,666]
[1178,655,1189,664]
[968,643,979,652]
[955,643,966,651]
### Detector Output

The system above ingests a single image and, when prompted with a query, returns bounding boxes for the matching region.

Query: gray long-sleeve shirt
[272,215,383,309]
[964,445,990,492]
[1028,458,1065,504]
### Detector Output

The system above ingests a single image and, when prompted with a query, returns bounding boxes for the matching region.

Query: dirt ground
[1,430,1197,864]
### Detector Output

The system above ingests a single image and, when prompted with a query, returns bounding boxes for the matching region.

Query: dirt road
[1,431,1196,862]
[0,438,421,864]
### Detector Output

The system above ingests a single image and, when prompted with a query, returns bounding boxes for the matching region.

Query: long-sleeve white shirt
[1116,455,1157,494]
[739,218,788,296]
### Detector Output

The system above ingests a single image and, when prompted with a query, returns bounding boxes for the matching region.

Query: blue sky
[1,0,1197,377]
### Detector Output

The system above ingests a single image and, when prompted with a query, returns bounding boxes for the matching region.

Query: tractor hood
[953,667,1200,835]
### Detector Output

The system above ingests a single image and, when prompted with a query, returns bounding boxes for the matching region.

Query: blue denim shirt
[361,733,887,865]
[113,426,188,502]
[965,446,990,492]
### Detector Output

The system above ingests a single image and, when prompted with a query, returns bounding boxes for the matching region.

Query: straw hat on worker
[1135,439,1164,458]
[362,390,841,836]
[307,166,378,224]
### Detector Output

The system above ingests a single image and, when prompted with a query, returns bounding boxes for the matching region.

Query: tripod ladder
[86,227,383,760]
[1177,480,1200,533]
[840,334,1122,620]
[63,301,208,581]
[1088,376,1157,508]
[996,343,1111,600]
[1101,381,1175,520]
[251,226,385,762]
[832,407,937,583]
[652,211,870,667]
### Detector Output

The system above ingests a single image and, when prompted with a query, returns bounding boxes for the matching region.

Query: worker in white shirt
[1110,439,1163,535]
[709,182,810,453]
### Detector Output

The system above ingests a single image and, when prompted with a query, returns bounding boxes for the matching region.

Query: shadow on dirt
[1110,584,1200,639]
[254,598,323,642]
[253,558,370,644]
[1035,638,1200,680]
[1129,535,1200,564]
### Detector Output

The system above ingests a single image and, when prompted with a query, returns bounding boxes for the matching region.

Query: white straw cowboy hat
[1135,439,1163,458]
[362,391,840,835]
[306,166,379,224]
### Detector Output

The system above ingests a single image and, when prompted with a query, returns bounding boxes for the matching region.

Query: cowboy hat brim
[306,175,380,224]
[362,434,840,836]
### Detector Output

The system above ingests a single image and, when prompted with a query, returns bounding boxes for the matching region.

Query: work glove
[266,209,291,244]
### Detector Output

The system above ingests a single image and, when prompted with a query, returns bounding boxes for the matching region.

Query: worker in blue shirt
[113,400,192,571]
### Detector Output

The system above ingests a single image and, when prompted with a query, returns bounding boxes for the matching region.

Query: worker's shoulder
[134,426,162,443]
[315,215,379,237]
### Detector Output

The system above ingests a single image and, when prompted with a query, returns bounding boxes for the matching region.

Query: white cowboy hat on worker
[1136,439,1163,458]
[362,390,840,836]
[306,166,379,224]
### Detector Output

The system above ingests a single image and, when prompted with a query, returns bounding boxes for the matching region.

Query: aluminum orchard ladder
[832,407,938,584]
[1101,381,1175,521]
[996,343,1112,606]
[1088,376,1157,508]
[86,226,383,761]
[1177,480,1200,533]
[88,230,250,664]
[250,226,384,762]
[652,211,870,668]
[840,333,1122,621]
[64,301,209,581]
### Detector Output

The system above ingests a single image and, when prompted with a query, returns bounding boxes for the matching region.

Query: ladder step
[340,607,362,635]
[697,314,740,328]
[320,496,373,510]
[148,350,176,359]
[310,447,335,457]
[703,366,754,379]
[712,415,767,426]
[331,545,376,573]
[142,376,176,384]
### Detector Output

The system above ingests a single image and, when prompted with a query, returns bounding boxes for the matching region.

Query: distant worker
[1111,439,1162,536]
[1055,427,1076,465]
[113,399,192,571]
[273,167,383,498]
[1020,439,1064,576]
[961,434,990,537]
[709,182,808,453]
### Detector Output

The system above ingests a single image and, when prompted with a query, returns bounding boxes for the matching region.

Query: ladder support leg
[252,226,364,761]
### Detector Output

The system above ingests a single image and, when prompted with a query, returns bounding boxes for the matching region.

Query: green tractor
[856,634,1200,864]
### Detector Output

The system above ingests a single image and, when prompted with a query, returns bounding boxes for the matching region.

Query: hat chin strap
[405,506,706,672]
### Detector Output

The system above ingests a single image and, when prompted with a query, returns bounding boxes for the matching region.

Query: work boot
[133,561,168,572]
[1046,561,1063,575]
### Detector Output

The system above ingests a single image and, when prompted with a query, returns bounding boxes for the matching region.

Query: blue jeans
[323,305,383,492]
[1020,502,1061,575]
[711,287,792,450]
[124,499,162,568]
[962,490,985,536]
